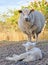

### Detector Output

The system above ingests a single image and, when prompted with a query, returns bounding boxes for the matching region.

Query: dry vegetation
[0,29,48,41]
[0,0,48,41]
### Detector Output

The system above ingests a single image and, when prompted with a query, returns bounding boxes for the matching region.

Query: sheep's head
[18,8,34,22]
[22,42,36,51]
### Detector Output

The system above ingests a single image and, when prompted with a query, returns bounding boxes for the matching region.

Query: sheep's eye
[18,10,22,13]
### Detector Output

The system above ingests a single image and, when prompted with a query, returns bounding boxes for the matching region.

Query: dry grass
[0,30,48,41]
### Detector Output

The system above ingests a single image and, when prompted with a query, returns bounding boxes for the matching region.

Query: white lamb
[6,42,42,62]
[22,42,36,51]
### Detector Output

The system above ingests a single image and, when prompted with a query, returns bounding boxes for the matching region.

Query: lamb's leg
[6,54,25,61]
[19,52,29,59]
[23,56,35,62]
[6,55,20,61]
[6,51,31,61]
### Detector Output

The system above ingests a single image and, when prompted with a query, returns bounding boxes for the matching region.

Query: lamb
[18,8,45,42]
[22,42,36,51]
[6,42,42,62]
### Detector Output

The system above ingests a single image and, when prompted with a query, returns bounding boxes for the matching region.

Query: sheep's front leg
[28,35,31,42]
[35,33,38,43]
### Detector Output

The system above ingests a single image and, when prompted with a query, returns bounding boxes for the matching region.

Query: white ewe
[18,8,45,42]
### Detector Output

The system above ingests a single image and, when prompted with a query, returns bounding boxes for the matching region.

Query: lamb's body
[6,42,42,62]
[18,8,45,41]
[6,47,42,62]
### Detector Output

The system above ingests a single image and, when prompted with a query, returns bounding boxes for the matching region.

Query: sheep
[18,8,45,42]
[22,42,36,51]
[6,44,42,62]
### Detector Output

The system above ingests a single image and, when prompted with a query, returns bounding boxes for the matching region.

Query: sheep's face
[18,8,33,22]
[22,42,36,51]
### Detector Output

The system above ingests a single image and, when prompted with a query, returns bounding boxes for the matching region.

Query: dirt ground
[0,41,48,65]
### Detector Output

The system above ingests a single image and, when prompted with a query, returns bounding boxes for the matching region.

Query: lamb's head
[18,8,34,23]
[22,42,36,51]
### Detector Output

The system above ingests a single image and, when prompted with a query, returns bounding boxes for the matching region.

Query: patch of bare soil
[0,41,48,65]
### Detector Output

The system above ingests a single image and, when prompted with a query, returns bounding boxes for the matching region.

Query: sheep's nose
[25,18,28,21]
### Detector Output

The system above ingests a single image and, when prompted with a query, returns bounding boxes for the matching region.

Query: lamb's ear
[18,10,22,13]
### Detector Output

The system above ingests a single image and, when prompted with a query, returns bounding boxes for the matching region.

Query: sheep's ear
[30,9,34,13]
[18,10,22,13]
[31,9,34,12]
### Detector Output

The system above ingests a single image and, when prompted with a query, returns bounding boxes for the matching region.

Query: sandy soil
[0,41,48,65]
